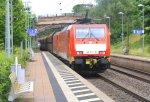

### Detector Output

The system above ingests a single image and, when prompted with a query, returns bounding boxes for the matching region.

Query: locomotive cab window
[75,28,105,39]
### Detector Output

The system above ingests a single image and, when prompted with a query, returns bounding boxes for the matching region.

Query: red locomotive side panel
[106,25,110,56]
[58,30,70,60]
[53,32,60,55]
[69,26,76,57]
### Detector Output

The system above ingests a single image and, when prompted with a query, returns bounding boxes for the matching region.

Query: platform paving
[18,52,56,102]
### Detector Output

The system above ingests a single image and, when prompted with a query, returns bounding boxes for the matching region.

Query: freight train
[39,20,111,73]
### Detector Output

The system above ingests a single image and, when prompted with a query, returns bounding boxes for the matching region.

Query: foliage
[0,0,6,46]
[0,0,36,48]
[13,0,27,46]
[72,0,150,57]
[72,0,150,44]
[72,4,87,17]
[0,1,34,101]
[0,48,30,101]
[0,51,13,101]
[111,34,150,57]
[14,48,30,67]
[137,0,150,33]
[145,34,150,43]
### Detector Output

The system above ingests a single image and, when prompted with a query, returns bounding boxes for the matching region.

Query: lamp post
[106,16,110,30]
[5,0,11,58]
[138,4,144,56]
[10,0,13,56]
[24,2,31,49]
[118,12,124,53]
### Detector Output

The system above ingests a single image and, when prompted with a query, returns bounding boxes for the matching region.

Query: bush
[145,34,150,44]
[0,48,30,101]
[14,48,30,68]
[0,52,13,101]
[0,43,4,51]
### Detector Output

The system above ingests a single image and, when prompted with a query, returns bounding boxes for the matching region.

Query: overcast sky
[22,0,95,16]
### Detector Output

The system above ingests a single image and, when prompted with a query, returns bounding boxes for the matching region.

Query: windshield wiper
[81,28,99,41]
[82,32,90,41]
[90,33,99,41]
[89,28,99,41]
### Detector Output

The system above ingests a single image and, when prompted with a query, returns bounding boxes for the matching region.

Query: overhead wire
[58,0,93,14]
[60,0,76,12]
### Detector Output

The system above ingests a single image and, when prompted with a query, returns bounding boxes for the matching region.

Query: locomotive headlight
[99,51,105,54]
[76,51,83,54]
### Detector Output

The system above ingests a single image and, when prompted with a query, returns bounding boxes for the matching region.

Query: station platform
[18,51,114,102]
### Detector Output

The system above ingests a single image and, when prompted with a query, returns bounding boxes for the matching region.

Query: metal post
[25,39,27,49]
[27,39,28,49]
[27,9,29,49]
[127,16,129,48]
[24,2,31,50]
[28,9,30,30]
[25,10,27,50]
[138,4,144,56]
[122,14,124,52]
[5,0,11,58]
[27,3,31,49]
[109,18,110,31]
[28,37,30,48]
[127,16,130,55]
[119,12,124,53]
[20,41,23,57]
[30,36,32,48]
[10,0,13,56]
[29,37,30,48]
[106,16,110,31]
[142,6,144,56]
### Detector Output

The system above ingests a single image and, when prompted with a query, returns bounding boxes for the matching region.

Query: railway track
[85,65,150,102]
[99,74,150,102]
[110,65,150,84]
[111,63,150,75]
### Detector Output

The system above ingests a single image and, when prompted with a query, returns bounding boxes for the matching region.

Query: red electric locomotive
[39,19,111,73]
[51,23,110,73]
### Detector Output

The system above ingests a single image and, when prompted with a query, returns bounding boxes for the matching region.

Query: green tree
[0,0,5,49]
[72,4,87,17]
[13,0,27,46]
[72,0,150,44]
[136,0,150,31]
[0,0,29,48]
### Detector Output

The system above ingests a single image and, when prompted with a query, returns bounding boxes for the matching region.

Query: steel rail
[112,64,150,75]
[109,66,150,84]
[99,74,150,102]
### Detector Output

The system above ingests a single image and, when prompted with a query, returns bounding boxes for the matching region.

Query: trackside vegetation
[0,1,33,101]
[0,48,30,101]
[111,34,150,57]
[0,0,35,47]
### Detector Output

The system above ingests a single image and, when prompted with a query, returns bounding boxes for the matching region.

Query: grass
[111,34,150,57]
